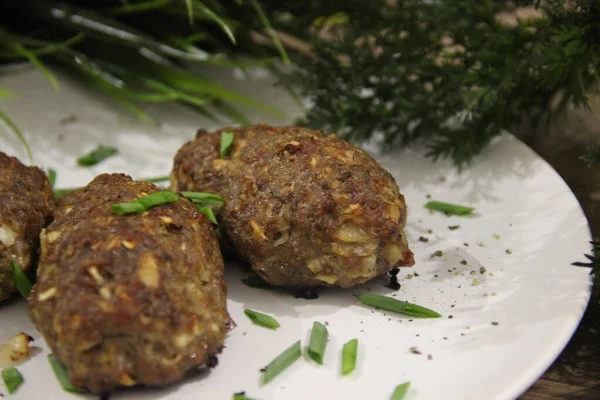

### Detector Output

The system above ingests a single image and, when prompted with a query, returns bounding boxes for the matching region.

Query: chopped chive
[54,188,76,198]
[112,191,179,215]
[1,367,23,394]
[48,354,83,393]
[77,145,118,166]
[307,322,329,365]
[220,131,234,157]
[425,201,474,216]
[391,382,411,400]
[181,191,225,204]
[356,293,441,318]
[341,339,358,376]
[198,205,218,225]
[244,309,280,330]
[233,392,256,400]
[11,260,32,299]
[47,168,57,188]
[141,175,170,183]
[262,340,301,384]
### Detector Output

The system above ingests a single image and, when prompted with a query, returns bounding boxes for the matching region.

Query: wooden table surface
[514,98,600,399]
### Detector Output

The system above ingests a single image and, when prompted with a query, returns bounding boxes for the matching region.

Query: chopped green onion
[341,339,358,376]
[77,145,118,166]
[220,131,234,157]
[11,260,32,299]
[356,293,441,318]
[47,168,57,188]
[1,367,23,394]
[262,340,301,384]
[112,191,179,215]
[233,392,256,400]
[307,322,329,365]
[244,309,280,330]
[54,188,76,198]
[198,205,218,225]
[141,175,170,183]
[425,201,474,216]
[181,192,225,204]
[48,354,83,393]
[391,382,411,400]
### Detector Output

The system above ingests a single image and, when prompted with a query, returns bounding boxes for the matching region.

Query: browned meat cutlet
[0,152,55,301]
[28,174,228,393]
[171,125,414,288]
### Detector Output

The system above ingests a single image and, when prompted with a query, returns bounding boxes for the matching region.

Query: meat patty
[171,125,414,288]
[29,174,228,393]
[0,152,54,301]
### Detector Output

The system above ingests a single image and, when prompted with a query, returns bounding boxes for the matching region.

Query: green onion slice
[262,340,301,384]
[48,354,83,393]
[112,191,179,215]
[54,188,76,198]
[391,382,411,400]
[220,131,234,157]
[47,168,57,188]
[356,293,441,318]
[1,367,23,394]
[141,175,170,183]
[244,309,280,330]
[341,338,358,376]
[11,260,32,299]
[425,201,474,216]
[198,205,218,225]
[307,322,329,365]
[181,191,225,205]
[77,145,118,166]
[233,392,256,400]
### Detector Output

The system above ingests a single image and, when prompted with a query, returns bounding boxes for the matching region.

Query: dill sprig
[573,241,600,275]
[273,0,600,166]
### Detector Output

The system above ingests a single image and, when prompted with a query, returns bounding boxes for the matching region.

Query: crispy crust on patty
[0,152,55,301]
[171,125,414,288]
[29,174,228,393]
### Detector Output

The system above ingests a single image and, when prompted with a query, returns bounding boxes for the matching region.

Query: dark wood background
[515,98,600,399]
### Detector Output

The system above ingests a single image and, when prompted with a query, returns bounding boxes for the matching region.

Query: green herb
[391,382,411,400]
[341,338,358,376]
[77,145,118,166]
[244,309,280,330]
[0,108,32,164]
[48,354,83,393]
[220,131,234,157]
[112,191,179,215]
[233,392,256,400]
[425,201,474,216]
[307,322,328,365]
[582,147,600,168]
[53,188,76,198]
[573,240,600,275]
[47,168,57,188]
[232,393,254,400]
[198,205,218,225]
[1,367,23,394]
[181,192,225,205]
[262,340,302,384]
[11,260,32,299]
[141,175,170,183]
[356,293,441,318]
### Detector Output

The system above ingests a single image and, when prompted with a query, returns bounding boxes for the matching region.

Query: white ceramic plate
[0,67,592,400]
